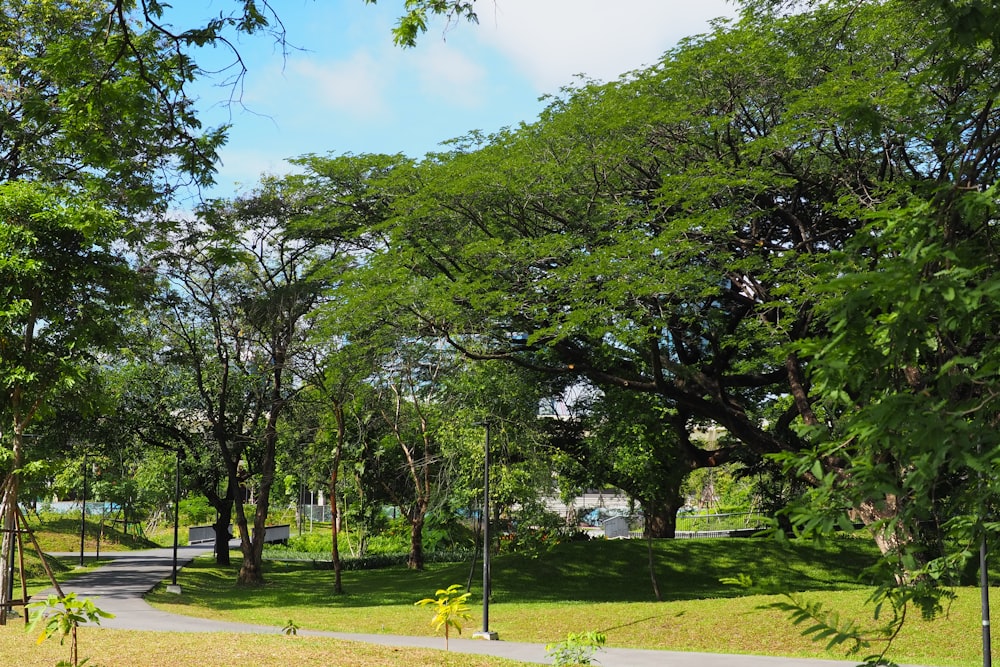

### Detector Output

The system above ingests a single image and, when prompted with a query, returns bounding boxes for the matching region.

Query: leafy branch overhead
[767,593,904,667]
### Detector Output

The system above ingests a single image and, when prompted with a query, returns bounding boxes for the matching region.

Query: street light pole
[168,450,182,594]
[79,454,87,567]
[473,420,498,641]
[981,537,991,667]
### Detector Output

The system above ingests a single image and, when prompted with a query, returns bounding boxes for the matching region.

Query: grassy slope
[144,536,994,667]
[21,514,162,553]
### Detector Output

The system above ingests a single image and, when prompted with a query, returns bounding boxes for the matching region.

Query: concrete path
[41,547,930,667]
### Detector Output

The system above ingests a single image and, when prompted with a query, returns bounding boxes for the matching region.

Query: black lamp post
[473,420,498,640]
[79,454,87,567]
[981,537,991,667]
[168,450,182,594]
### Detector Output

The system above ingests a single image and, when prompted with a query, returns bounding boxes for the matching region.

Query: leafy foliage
[364,0,478,47]
[414,583,472,650]
[767,593,901,666]
[27,592,114,667]
[545,631,607,667]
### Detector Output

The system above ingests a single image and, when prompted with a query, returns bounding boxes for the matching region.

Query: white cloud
[411,42,489,108]
[212,146,298,193]
[471,0,739,91]
[287,51,391,118]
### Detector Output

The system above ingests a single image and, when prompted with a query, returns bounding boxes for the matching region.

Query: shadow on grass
[150,536,881,614]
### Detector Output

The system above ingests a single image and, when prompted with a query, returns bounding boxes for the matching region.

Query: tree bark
[855,496,926,582]
[408,511,425,570]
[639,481,690,540]
[0,476,16,626]
[237,549,264,586]
[330,401,345,593]
[0,423,26,625]
[644,499,681,538]
[213,501,233,567]
[237,491,269,586]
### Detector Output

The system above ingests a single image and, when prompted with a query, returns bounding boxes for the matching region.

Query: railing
[191,523,290,544]
[188,524,232,544]
[675,511,768,536]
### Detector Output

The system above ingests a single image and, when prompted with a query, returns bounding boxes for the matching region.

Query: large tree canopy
[313,0,1000,590]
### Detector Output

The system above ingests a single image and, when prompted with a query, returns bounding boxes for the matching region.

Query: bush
[307,549,474,570]
[179,496,215,525]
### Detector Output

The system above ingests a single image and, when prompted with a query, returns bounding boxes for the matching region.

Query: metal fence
[299,504,332,524]
[674,510,768,535]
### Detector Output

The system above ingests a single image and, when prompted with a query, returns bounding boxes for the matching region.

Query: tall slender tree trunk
[237,357,287,586]
[646,532,662,601]
[0,475,18,625]
[330,403,345,594]
[1,415,27,624]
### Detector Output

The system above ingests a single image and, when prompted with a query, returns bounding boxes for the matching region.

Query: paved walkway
[40,547,930,667]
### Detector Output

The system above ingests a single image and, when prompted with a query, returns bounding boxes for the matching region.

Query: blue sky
[166,1,740,200]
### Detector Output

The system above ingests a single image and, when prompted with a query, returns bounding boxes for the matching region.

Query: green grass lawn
[137,536,995,667]
[10,520,994,666]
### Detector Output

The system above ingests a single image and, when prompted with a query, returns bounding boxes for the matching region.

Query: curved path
[42,547,927,667]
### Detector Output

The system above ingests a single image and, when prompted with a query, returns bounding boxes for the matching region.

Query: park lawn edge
[144,554,988,667]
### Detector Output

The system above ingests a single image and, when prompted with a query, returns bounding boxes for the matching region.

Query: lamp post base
[472,631,499,640]
[166,585,182,595]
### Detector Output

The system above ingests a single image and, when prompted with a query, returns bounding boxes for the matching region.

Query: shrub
[179,497,215,525]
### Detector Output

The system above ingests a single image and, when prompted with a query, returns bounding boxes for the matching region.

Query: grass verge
[0,626,529,667]
[141,536,995,666]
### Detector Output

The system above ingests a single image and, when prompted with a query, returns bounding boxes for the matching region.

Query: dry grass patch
[0,625,529,667]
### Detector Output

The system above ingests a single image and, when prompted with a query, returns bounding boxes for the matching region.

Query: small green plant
[545,630,607,666]
[27,592,114,667]
[414,583,472,650]
[282,618,300,636]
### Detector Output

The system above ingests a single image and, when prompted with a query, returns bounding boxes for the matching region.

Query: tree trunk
[329,470,342,594]
[331,403,345,594]
[646,532,662,601]
[643,496,682,539]
[408,512,425,570]
[645,508,677,538]
[0,478,16,626]
[0,429,25,625]
[237,493,269,586]
[237,548,265,586]
[331,490,343,594]
[855,496,927,582]
[213,501,233,567]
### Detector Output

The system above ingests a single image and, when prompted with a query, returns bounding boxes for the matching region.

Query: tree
[717,0,1000,613]
[294,340,383,593]
[0,183,150,622]
[357,339,458,570]
[327,0,982,563]
[152,178,341,584]
[546,388,715,539]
